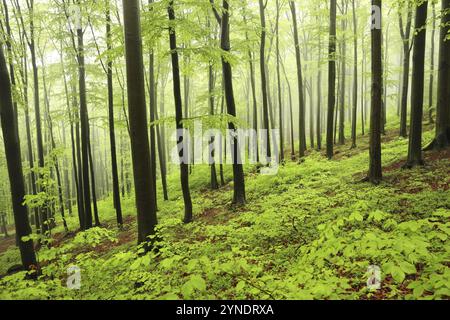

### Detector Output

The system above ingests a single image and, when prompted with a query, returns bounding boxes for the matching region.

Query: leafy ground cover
[0,124,449,300]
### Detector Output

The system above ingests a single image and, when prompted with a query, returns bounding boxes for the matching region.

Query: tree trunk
[428,1,436,124]
[430,0,450,148]
[399,3,413,137]
[167,0,194,221]
[405,0,428,167]
[276,0,284,162]
[106,3,123,227]
[0,44,38,274]
[290,1,306,158]
[369,0,383,184]
[258,0,271,162]
[76,20,93,229]
[351,0,358,148]
[327,0,337,159]
[220,0,246,205]
[123,0,158,245]
[339,0,347,146]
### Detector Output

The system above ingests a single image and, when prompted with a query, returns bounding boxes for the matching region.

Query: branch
[209,0,222,25]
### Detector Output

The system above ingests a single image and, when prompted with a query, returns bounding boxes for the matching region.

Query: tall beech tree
[351,0,358,149]
[398,0,413,137]
[427,0,450,149]
[122,0,158,244]
[327,0,337,159]
[210,0,246,205]
[405,0,428,168]
[258,0,271,161]
[168,0,194,221]
[105,2,123,226]
[368,0,383,184]
[0,44,37,274]
[289,0,306,158]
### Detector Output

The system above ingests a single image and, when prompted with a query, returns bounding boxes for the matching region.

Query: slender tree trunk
[0,44,38,274]
[156,73,169,200]
[339,0,347,146]
[168,0,194,221]
[87,131,100,226]
[399,3,413,137]
[243,13,259,163]
[258,0,271,162]
[148,0,158,210]
[351,0,358,148]
[428,1,436,124]
[327,0,337,159]
[369,0,383,184]
[76,20,93,229]
[276,0,284,162]
[104,3,123,227]
[28,0,49,233]
[405,1,428,167]
[317,34,322,150]
[220,0,246,205]
[431,0,450,148]
[123,0,158,245]
[41,63,68,232]
[290,1,306,158]
[209,64,219,189]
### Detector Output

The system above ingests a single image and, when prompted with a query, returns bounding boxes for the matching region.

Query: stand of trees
[0,0,448,272]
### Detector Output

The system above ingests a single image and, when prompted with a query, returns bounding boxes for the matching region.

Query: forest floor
[0,123,449,300]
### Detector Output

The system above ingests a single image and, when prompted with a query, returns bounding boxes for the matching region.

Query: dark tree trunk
[290,1,306,158]
[405,1,428,167]
[28,0,49,233]
[41,64,68,232]
[428,1,436,124]
[280,58,295,158]
[258,0,271,162]
[351,0,358,148]
[399,3,413,137]
[88,133,100,226]
[156,74,169,201]
[429,0,450,149]
[148,0,158,210]
[0,44,38,274]
[243,13,259,163]
[338,0,347,146]
[76,23,93,229]
[276,0,284,162]
[106,3,123,227]
[167,0,194,221]
[208,64,219,190]
[123,0,158,245]
[220,0,246,205]
[369,0,383,184]
[317,35,322,151]
[327,0,337,159]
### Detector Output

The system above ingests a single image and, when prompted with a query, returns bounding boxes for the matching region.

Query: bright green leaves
[181,274,207,299]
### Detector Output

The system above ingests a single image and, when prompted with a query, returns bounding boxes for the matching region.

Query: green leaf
[236,281,246,291]
[399,261,416,275]
[391,266,405,283]
[413,285,424,298]
[190,275,206,291]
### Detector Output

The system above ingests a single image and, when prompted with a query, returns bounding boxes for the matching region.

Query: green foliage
[1,123,448,300]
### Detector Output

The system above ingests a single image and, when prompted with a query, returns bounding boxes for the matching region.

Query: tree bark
[369,0,383,184]
[327,0,337,159]
[123,0,158,244]
[168,0,194,221]
[106,2,123,227]
[290,1,306,158]
[0,44,38,274]
[405,0,428,167]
